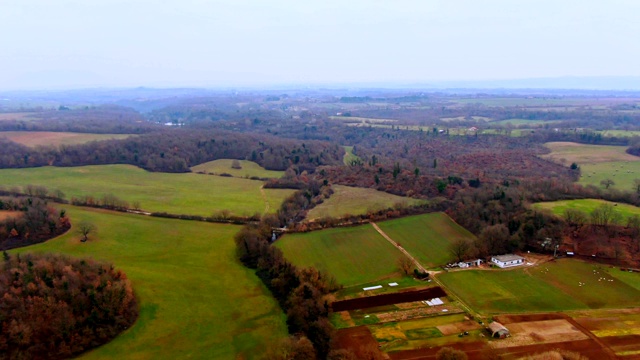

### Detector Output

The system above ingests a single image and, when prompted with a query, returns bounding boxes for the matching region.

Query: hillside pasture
[0,131,134,147]
[0,165,294,216]
[190,159,284,179]
[275,224,404,287]
[542,142,640,190]
[376,213,476,268]
[9,206,287,359]
[438,259,640,314]
[306,185,426,220]
[532,199,640,223]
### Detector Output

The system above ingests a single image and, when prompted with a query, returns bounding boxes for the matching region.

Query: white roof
[493,254,524,262]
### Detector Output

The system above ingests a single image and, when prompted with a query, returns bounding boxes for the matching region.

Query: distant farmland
[275,224,403,287]
[0,165,294,216]
[0,131,134,147]
[191,159,284,179]
[306,185,426,220]
[376,213,476,268]
[10,206,287,359]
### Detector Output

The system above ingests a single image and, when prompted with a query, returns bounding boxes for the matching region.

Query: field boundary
[372,222,477,317]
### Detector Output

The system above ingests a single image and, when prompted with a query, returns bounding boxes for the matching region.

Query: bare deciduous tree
[78,222,96,242]
[397,256,413,275]
[450,238,471,263]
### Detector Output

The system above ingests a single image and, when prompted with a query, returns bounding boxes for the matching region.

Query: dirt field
[0,131,133,147]
[333,326,385,358]
[436,320,482,336]
[0,210,22,220]
[494,313,566,324]
[573,309,640,357]
[332,287,447,312]
[489,319,589,349]
[387,313,616,360]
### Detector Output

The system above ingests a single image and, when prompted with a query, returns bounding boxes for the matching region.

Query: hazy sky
[1,0,639,89]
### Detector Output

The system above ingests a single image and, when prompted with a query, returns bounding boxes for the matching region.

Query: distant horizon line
[2,75,640,93]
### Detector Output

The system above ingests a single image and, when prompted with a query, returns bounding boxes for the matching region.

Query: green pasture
[542,142,640,190]
[275,224,404,287]
[0,165,294,216]
[190,159,283,179]
[543,142,637,164]
[489,119,561,126]
[438,259,640,314]
[342,146,361,166]
[377,213,476,268]
[0,131,134,147]
[306,185,426,220]
[579,162,640,191]
[9,206,287,359]
[599,130,640,138]
[532,199,640,223]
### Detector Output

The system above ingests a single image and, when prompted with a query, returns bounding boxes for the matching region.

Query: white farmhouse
[491,254,525,268]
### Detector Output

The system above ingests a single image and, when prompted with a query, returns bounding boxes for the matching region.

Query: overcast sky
[1,0,639,89]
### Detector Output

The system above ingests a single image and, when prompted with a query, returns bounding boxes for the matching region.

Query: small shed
[487,322,510,339]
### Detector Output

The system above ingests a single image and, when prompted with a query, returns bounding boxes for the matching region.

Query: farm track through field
[260,185,270,213]
[371,222,477,318]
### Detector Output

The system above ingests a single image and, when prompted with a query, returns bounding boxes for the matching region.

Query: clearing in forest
[9,206,287,359]
[376,213,475,268]
[532,199,640,223]
[306,185,426,220]
[0,165,294,217]
[275,224,404,287]
[190,159,284,179]
[542,142,640,191]
[0,210,22,221]
[0,131,134,147]
[342,146,361,165]
[438,258,640,314]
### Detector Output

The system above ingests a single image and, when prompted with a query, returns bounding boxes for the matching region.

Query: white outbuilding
[491,254,525,268]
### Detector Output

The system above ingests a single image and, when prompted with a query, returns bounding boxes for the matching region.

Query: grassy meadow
[0,131,134,147]
[376,213,476,268]
[190,159,284,179]
[342,146,361,165]
[532,199,640,223]
[438,259,640,314]
[305,185,426,220]
[0,165,294,216]
[9,206,287,359]
[275,224,404,287]
[542,142,640,191]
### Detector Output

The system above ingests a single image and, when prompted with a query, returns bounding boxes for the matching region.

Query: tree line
[0,253,138,359]
[0,129,343,173]
[0,197,70,251]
